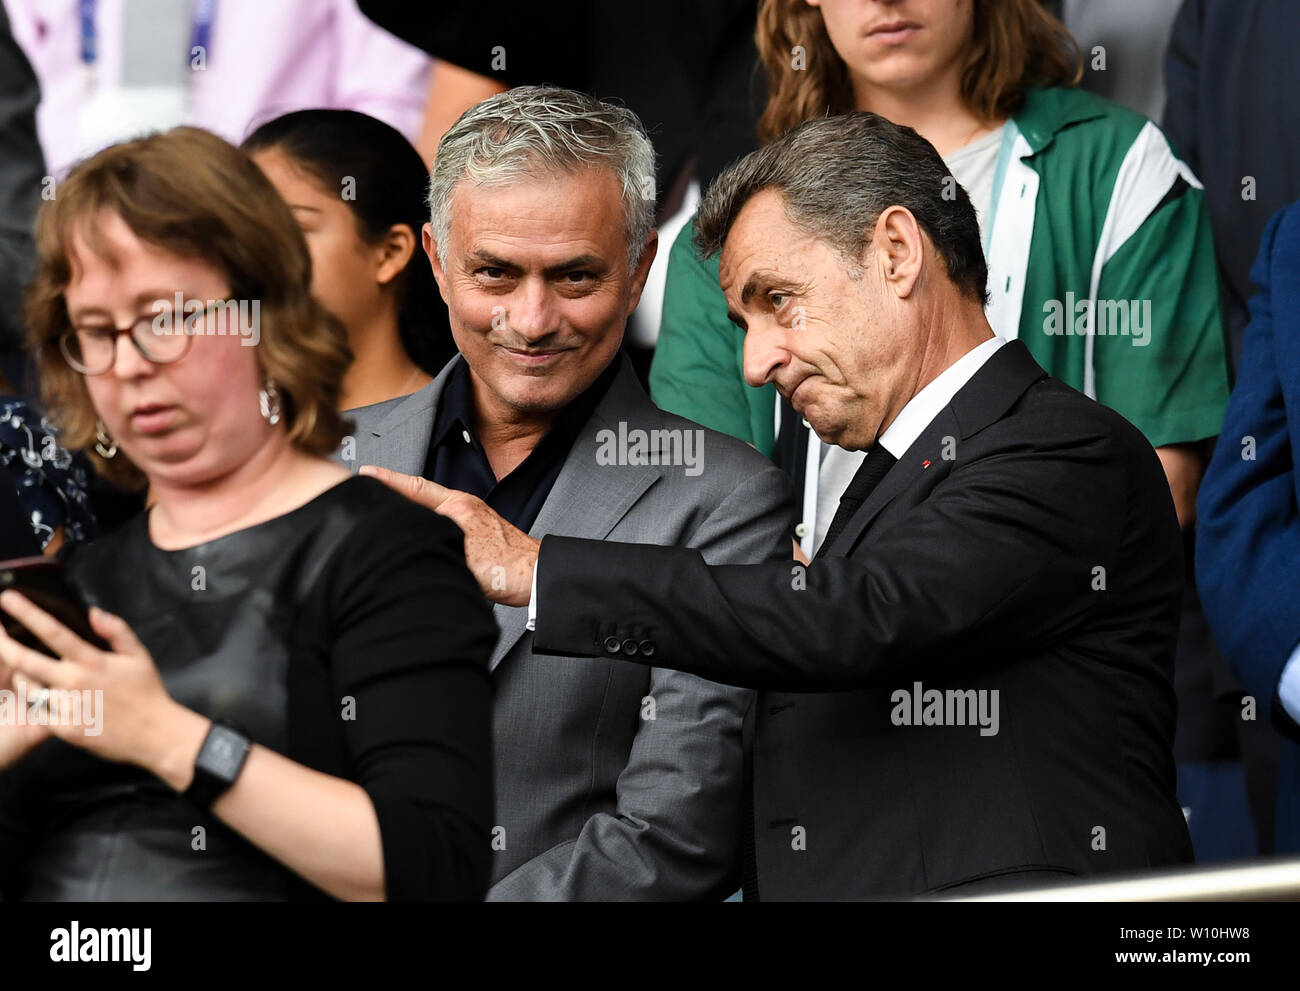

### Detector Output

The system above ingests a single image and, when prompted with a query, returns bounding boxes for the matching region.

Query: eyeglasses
[58,301,227,375]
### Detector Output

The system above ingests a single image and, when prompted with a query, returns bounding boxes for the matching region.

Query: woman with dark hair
[651,0,1228,558]
[243,110,455,418]
[0,126,496,901]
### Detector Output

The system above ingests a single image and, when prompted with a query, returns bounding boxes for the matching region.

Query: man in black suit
[376,113,1194,899]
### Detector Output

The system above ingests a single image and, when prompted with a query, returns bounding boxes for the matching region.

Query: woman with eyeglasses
[0,126,497,901]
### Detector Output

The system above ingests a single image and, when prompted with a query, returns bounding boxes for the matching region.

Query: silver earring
[94,419,118,459]
[259,376,282,426]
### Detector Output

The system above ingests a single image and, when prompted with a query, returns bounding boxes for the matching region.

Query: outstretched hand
[360,465,540,607]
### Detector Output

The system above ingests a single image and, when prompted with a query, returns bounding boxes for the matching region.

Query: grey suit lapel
[488,357,664,670]
[353,356,460,476]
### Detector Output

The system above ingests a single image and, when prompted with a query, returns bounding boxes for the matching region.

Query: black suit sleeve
[535,399,1181,692]
[323,502,498,901]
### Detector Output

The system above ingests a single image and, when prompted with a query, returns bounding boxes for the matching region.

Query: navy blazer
[1197,200,1300,852]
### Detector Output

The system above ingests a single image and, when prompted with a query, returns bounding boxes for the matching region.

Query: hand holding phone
[0,558,108,659]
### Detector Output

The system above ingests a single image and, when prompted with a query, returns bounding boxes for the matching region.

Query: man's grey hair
[428,86,656,273]
[694,113,989,304]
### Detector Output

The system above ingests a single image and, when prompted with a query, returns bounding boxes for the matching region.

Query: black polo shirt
[422,357,620,532]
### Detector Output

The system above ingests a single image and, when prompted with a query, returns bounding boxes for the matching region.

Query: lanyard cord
[79,0,219,67]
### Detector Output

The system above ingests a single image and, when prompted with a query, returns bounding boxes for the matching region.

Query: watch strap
[182,719,252,808]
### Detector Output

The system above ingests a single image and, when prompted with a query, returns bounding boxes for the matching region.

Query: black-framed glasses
[58,301,228,375]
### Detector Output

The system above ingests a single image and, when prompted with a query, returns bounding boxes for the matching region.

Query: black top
[0,395,98,551]
[423,357,619,531]
[0,476,497,901]
[0,474,38,558]
[356,0,762,203]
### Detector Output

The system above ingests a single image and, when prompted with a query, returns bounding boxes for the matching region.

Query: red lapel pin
[922,460,931,469]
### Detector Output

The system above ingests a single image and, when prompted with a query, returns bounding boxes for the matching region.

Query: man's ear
[625,230,659,312]
[375,224,417,287]
[423,223,451,305]
[871,206,925,299]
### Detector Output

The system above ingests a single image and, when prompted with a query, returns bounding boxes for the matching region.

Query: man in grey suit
[351,86,793,900]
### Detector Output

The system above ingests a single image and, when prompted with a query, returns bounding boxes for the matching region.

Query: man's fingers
[432,493,491,533]
[359,464,452,511]
[0,590,98,664]
[360,465,493,531]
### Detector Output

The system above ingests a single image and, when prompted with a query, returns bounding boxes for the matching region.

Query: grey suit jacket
[340,354,793,899]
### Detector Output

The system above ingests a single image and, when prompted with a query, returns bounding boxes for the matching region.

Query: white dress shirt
[876,335,1006,458]
[527,335,1007,630]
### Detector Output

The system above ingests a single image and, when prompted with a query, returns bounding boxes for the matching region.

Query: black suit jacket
[533,341,1194,899]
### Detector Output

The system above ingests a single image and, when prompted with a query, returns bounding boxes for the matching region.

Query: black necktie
[820,446,898,551]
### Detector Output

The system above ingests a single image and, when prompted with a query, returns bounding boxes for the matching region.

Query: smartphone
[0,557,109,658]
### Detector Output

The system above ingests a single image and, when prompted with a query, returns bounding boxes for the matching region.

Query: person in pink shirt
[5,0,431,177]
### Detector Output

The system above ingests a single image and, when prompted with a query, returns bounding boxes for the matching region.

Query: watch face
[204,726,249,779]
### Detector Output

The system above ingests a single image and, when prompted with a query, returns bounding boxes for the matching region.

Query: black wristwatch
[183,719,252,808]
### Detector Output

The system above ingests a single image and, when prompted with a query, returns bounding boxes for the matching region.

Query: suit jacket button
[638,640,656,657]
[622,638,639,655]
[603,636,622,654]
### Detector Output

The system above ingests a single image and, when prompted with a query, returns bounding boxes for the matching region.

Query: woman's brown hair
[26,126,352,490]
[757,0,1083,145]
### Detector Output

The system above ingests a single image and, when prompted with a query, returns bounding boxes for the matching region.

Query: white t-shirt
[944,125,1005,246]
